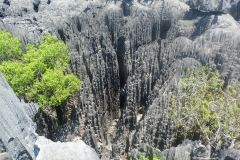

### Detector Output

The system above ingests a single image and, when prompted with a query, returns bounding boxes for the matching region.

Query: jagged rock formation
[0,0,240,159]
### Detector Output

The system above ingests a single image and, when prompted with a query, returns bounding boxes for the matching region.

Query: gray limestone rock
[0,0,240,159]
[229,0,240,21]
[218,148,240,160]
[0,72,37,160]
[188,0,237,13]
[160,140,210,160]
[35,136,100,160]
[128,140,210,160]
[0,139,12,160]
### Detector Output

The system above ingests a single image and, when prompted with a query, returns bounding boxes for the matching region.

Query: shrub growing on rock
[0,31,80,109]
[170,66,240,145]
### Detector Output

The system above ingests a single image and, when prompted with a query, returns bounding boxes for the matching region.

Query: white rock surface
[0,72,37,160]
[35,136,100,160]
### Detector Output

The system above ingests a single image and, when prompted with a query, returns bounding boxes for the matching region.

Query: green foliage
[170,66,240,143]
[0,61,34,96]
[138,154,161,160]
[27,69,80,108]
[138,149,162,160]
[0,32,81,109]
[0,30,23,60]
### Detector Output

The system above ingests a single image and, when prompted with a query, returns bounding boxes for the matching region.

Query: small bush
[170,66,240,144]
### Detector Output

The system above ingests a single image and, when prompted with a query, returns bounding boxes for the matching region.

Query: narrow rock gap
[160,21,171,40]
[191,9,223,16]
[121,1,132,17]
[184,9,223,21]
[82,55,93,83]
[58,29,66,43]
[117,36,127,89]
[76,17,81,32]
[33,6,38,12]
[151,22,157,41]
[55,107,64,125]
[116,36,128,113]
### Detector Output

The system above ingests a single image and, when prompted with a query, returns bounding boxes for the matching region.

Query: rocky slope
[0,0,240,159]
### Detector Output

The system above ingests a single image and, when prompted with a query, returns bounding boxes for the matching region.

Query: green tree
[0,30,23,61]
[27,69,80,108]
[0,31,80,109]
[170,66,240,145]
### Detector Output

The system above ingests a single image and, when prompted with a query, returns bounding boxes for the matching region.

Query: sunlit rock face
[0,0,240,159]
[0,72,37,160]
[35,136,100,160]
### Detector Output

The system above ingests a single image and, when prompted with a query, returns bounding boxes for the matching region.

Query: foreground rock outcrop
[0,0,240,159]
[0,72,37,159]
[35,136,100,160]
[0,72,100,160]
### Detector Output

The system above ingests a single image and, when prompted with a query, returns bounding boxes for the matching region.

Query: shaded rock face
[0,0,240,159]
[33,95,82,142]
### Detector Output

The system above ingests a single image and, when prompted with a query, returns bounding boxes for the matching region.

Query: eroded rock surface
[0,72,37,160]
[0,0,240,159]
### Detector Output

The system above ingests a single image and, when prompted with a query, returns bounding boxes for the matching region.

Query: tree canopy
[0,31,80,109]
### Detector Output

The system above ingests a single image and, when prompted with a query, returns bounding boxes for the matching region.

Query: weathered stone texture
[0,72,37,160]
[0,0,240,159]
